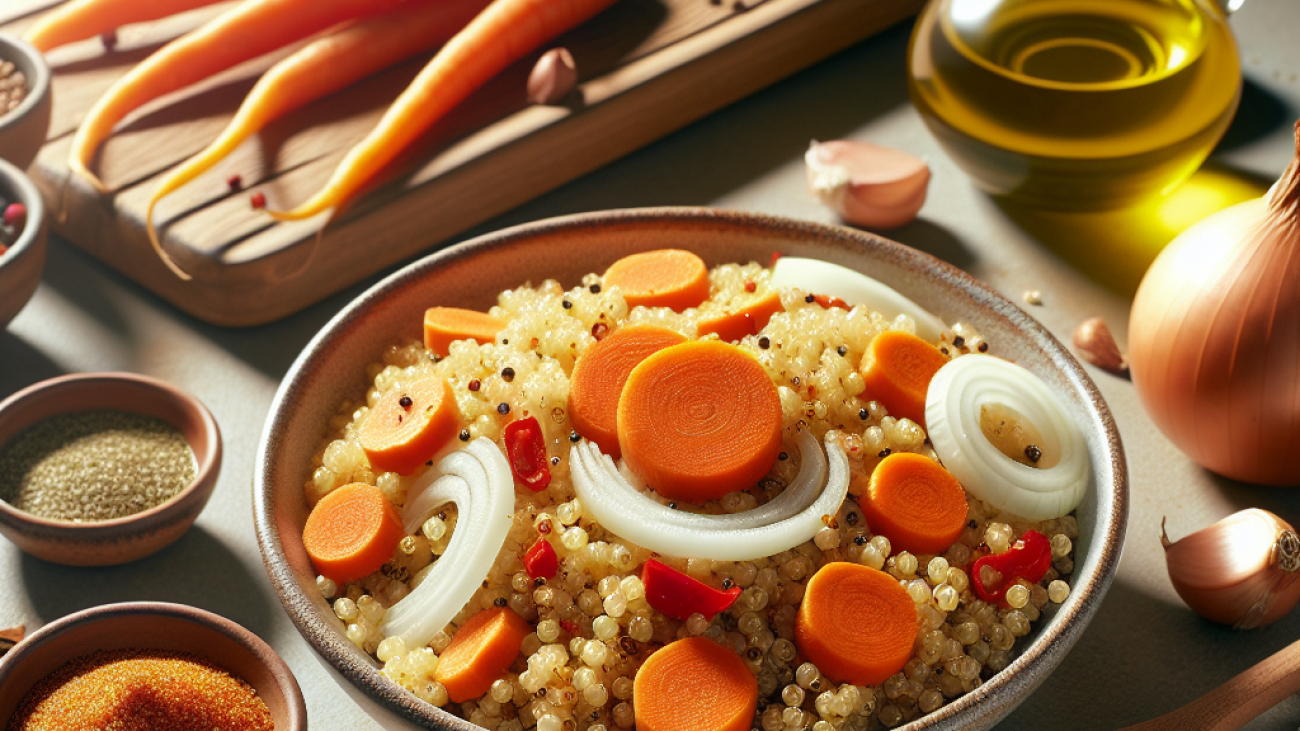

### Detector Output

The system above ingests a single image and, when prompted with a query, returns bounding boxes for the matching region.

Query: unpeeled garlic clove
[1162,508,1300,629]
[804,140,930,230]
[527,48,578,105]
[1072,317,1128,375]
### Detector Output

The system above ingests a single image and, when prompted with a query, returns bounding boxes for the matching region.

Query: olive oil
[908,0,1240,209]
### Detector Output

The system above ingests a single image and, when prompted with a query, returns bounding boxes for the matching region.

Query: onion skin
[1129,120,1300,486]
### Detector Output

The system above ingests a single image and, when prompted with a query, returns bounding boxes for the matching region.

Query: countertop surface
[4,2,1300,729]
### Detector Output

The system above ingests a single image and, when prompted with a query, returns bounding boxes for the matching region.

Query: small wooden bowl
[0,372,222,565]
[0,33,52,171]
[0,602,307,730]
[0,155,47,329]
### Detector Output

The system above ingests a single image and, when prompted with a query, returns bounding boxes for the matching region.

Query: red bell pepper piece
[971,529,1051,605]
[524,538,559,579]
[641,559,742,621]
[505,416,550,492]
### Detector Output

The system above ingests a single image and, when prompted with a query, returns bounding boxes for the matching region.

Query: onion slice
[380,438,514,648]
[925,355,1089,521]
[569,429,849,561]
[771,256,946,342]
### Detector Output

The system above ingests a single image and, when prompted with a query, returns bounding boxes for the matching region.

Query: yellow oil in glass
[908,0,1241,209]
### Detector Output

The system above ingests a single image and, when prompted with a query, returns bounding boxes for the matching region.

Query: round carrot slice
[434,607,531,703]
[633,636,757,731]
[617,341,782,502]
[795,562,918,686]
[858,329,948,427]
[302,483,404,584]
[860,452,968,555]
[358,376,462,475]
[568,325,687,457]
[423,306,505,356]
[603,249,710,312]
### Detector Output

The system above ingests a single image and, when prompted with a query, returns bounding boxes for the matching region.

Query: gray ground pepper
[0,409,196,522]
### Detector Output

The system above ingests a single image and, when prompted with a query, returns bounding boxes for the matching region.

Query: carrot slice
[603,249,710,313]
[357,376,462,475]
[433,606,531,703]
[568,325,687,457]
[858,330,948,427]
[423,307,505,356]
[859,452,968,555]
[23,0,226,52]
[633,636,757,731]
[696,290,784,342]
[302,482,404,584]
[617,341,782,502]
[795,562,917,686]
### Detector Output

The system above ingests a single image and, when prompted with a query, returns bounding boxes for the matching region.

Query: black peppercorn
[497,402,511,415]
[837,345,848,356]
[590,284,601,294]
[502,367,515,382]
[758,336,770,349]
[858,407,869,420]
[569,430,581,443]
[1025,444,1042,463]
[878,448,891,458]
[562,300,573,309]
[459,429,470,441]
[398,395,412,409]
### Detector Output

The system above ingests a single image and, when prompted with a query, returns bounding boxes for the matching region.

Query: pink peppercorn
[227,174,243,192]
[249,191,266,209]
[4,203,25,229]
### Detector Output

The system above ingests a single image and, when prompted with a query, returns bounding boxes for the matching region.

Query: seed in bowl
[299,250,1087,729]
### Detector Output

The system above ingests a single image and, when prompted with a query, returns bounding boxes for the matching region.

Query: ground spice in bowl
[0,409,196,522]
[7,648,275,731]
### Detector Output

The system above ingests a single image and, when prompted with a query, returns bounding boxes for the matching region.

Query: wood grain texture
[0,0,924,326]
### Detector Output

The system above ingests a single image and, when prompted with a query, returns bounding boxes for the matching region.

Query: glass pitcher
[907,0,1241,210]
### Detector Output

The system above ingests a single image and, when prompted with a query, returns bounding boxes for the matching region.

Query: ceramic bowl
[0,601,307,729]
[0,33,52,171]
[254,208,1127,730]
[0,155,46,328]
[0,372,222,565]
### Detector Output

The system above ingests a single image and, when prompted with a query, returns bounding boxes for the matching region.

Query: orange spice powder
[9,648,275,731]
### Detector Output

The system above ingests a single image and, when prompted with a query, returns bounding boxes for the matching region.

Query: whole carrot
[68,0,418,193]
[266,0,622,221]
[23,0,227,52]
[145,0,491,279]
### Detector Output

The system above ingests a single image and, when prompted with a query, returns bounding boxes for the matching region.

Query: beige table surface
[4,2,1300,729]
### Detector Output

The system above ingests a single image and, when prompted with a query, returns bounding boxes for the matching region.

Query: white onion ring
[771,256,946,341]
[925,355,1089,521]
[570,430,849,561]
[381,438,514,648]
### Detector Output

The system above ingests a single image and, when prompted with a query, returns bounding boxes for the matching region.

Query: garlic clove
[1072,317,1128,375]
[805,140,930,230]
[1163,508,1300,629]
[527,48,578,105]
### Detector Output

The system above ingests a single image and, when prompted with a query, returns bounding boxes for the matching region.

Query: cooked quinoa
[304,260,1078,730]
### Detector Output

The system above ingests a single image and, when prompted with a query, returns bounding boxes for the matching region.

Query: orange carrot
[603,249,710,313]
[69,0,418,192]
[858,329,948,427]
[568,324,687,457]
[145,0,491,280]
[266,0,620,220]
[357,376,462,475]
[423,307,505,356]
[859,452,968,555]
[433,606,531,703]
[696,290,784,342]
[795,562,917,686]
[617,341,782,502]
[23,0,226,52]
[633,636,757,731]
[302,482,404,584]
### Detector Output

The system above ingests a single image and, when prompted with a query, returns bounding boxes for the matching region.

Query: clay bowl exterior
[0,155,46,328]
[0,601,307,730]
[0,372,222,565]
[0,33,52,171]
[255,208,1128,731]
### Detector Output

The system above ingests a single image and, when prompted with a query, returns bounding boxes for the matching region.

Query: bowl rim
[0,33,52,138]
[254,206,1128,730]
[0,600,307,730]
[0,155,45,264]
[0,371,222,534]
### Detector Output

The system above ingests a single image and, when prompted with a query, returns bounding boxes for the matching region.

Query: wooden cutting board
[1,0,923,326]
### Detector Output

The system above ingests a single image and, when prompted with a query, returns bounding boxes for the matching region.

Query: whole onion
[1129,120,1300,485]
